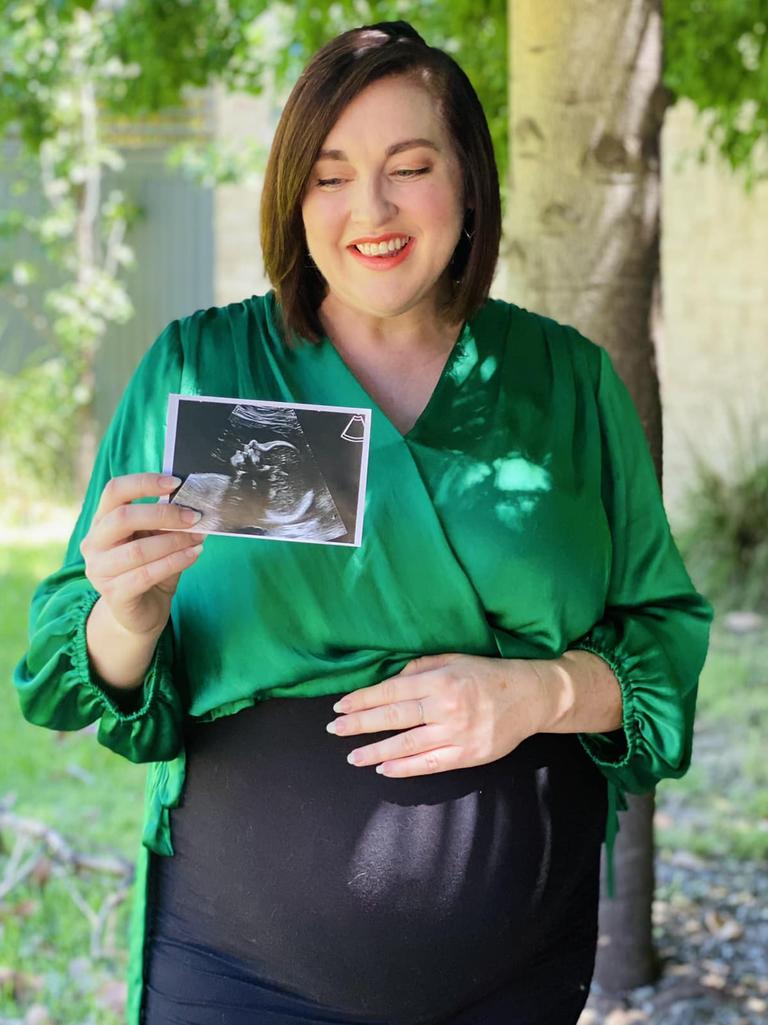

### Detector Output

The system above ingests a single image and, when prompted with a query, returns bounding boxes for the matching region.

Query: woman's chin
[323,281,446,323]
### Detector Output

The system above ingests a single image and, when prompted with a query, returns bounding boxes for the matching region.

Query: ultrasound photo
[161,394,371,546]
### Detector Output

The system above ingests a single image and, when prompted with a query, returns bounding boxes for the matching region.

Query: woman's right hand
[80,472,205,639]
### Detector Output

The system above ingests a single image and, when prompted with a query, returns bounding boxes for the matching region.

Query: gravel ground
[580,851,768,1025]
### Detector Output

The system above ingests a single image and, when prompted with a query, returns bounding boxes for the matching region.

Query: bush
[676,411,768,613]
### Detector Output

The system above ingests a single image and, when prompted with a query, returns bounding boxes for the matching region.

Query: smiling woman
[12,18,712,1025]
[260,21,500,349]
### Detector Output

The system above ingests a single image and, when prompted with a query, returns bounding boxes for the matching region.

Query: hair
[260,21,501,346]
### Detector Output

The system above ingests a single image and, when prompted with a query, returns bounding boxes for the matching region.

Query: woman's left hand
[326,653,552,778]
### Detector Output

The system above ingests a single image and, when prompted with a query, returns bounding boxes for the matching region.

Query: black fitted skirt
[141,693,607,1025]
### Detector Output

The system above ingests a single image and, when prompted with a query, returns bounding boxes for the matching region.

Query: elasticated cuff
[63,590,183,763]
[570,640,641,770]
[69,590,167,719]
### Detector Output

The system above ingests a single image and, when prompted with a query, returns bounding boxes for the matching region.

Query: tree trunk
[595,792,658,990]
[505,0,671,992]
[75,75,101,496]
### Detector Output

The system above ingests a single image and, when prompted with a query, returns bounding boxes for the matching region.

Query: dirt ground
[581,850,768,1025]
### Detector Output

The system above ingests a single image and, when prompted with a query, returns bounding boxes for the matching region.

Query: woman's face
[301,75,466,325]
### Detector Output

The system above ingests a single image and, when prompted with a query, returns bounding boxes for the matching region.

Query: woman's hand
[325,652,552,778]
[80,472,205,639]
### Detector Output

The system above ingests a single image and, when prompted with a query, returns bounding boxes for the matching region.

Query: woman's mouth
[347,236,415,269]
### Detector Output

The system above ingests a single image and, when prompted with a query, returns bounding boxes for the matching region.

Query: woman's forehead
[316,135,443,163]
[320,77,449,153]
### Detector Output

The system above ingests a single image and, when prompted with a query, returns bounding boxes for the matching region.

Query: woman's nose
[350,176,397,226]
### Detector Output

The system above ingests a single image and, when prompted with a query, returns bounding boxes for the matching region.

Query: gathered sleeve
[569,344,713,797]
[12,320,186,764]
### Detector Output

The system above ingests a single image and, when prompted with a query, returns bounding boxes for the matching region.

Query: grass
[0,531,145,1024]
[655,623,768,860]
[0,538,146,857]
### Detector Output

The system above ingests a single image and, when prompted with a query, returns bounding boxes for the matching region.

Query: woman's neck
[318,289,462,360]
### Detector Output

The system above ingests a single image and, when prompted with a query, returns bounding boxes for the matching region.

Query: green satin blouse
[13,291,712,1022]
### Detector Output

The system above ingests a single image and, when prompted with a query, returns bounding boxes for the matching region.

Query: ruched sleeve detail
[569,344,713,796]
[12,319,186,764]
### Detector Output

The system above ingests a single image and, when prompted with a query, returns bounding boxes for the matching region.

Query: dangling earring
[463,205,475,242]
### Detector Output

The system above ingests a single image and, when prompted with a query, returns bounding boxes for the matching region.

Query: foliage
[165,136,269,189]
[676,412,768,613]
[664,0,768,192]
[0,4,143,497]
[0,358,82,500]
[0,1,291,498]
[100,0,273,113]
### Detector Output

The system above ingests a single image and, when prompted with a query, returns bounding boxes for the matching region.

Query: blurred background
[1,1,766,1023]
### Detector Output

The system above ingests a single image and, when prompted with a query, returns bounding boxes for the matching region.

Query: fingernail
[325,721,338,734]
[375,764,386,774]
[180,508,203,524]
[333,700,348,713]
[160,475,182,488]
[347,751,360,765]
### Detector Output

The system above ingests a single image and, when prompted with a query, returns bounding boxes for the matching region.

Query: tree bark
[595,792,658,990]
[505,0,672,992]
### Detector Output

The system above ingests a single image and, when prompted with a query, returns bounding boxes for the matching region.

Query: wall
[659,98,768,526]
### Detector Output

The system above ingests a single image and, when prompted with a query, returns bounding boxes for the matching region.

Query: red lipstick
[347,236,415,270]
[348,232,412,245]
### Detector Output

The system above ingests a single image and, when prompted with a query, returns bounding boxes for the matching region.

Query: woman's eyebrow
[316,138,441,161]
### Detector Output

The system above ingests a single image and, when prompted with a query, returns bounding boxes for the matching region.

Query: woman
[13,21,712,1025]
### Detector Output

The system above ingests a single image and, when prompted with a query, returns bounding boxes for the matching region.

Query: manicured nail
[375,764,386,774]
[347,751,360,765]
[325,721,338,734]
[333,699,348,713]
[180,508,203,524]
[160,475,182,488]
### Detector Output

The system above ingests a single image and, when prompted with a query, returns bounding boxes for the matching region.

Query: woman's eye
[314,167,430,188]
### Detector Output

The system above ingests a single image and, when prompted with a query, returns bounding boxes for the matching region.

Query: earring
[462,204,475,243]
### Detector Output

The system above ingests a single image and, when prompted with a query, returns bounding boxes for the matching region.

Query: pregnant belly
[148,693,606,1022]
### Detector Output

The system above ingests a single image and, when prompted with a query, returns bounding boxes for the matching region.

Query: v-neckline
[320,317,471,443]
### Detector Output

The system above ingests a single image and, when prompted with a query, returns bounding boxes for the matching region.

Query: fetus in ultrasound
[228,438,315,524]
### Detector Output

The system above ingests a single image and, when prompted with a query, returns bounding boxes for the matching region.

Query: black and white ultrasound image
[166,398,368,545]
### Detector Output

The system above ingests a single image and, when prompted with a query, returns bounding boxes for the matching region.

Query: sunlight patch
[492,456,551,494]
[479,354,497,383]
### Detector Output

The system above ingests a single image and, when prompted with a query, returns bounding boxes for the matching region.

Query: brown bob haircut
[260,20,501,346]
